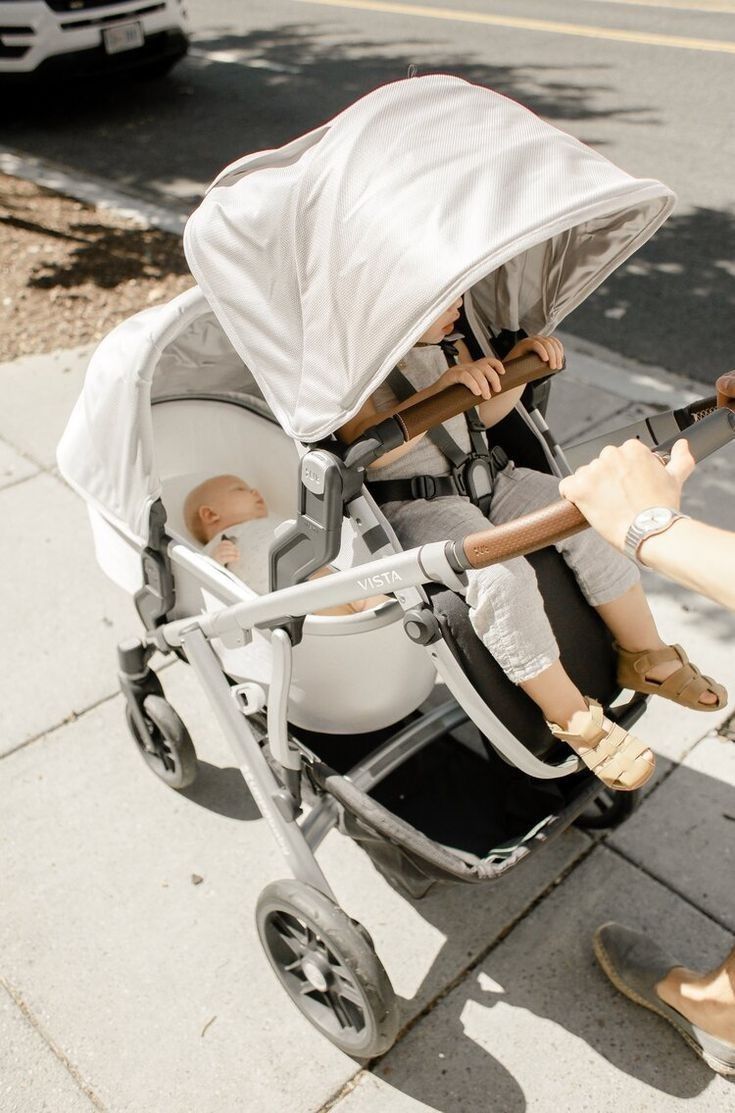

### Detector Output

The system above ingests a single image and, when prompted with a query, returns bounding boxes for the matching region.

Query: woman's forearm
[639,519,735,611]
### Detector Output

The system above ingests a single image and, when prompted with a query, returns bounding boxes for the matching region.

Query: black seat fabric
[430,545,619,761]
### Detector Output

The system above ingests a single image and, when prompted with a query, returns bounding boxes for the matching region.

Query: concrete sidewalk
[1,336,734,1113]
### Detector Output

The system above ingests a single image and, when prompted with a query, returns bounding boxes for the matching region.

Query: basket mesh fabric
[311,758,599,899]
[184,75,674,441]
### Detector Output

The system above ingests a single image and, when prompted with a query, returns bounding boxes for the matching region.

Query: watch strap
[624,508,689,563]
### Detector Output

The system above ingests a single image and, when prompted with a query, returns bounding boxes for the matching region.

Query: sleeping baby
[183,474,384,616]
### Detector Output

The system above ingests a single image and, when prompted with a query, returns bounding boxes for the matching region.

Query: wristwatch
[623,506,689,563]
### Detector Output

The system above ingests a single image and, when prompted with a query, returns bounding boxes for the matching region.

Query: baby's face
[417,297,462,345]
[207,475,268,528]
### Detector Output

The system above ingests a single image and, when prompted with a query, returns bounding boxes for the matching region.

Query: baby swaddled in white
[206,515,283,596]
[184,475,385,616]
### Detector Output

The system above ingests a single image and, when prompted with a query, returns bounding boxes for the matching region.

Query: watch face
[641,507,674,527]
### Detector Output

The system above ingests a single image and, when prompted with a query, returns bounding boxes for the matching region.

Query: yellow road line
[584,0,735,12]
[292,0,735,53]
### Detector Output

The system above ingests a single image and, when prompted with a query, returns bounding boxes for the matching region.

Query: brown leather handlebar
[397,351,560,441]
[460,499,587,569]
[459,373,735,571]
[347,351,560,444]
[716,371,735,410]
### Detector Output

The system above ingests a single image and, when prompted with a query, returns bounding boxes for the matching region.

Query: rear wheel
[256,880,399,1058]
[125,695,197,789]
[575,786,640,830]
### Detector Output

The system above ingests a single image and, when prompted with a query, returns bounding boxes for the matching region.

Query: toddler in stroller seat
[339,297,727,791]
[184,473,386,615]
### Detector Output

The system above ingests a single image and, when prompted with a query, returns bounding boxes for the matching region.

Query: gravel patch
[0,171,193,359]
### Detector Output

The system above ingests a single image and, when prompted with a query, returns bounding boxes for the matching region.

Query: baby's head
[417,296,462,345]
[184,474,267,544]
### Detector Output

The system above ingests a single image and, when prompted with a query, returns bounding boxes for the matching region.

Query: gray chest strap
[366,362,508,511]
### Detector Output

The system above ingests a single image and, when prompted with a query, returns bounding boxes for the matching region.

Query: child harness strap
[366,347,508,514]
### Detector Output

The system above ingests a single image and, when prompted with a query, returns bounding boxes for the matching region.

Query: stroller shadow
[178,760,261,821]
[372,759,735,1107]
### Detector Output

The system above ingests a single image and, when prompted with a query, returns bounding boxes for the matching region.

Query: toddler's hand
[213,539,240,566]
[439,357,505,400]
[505,335,564,370]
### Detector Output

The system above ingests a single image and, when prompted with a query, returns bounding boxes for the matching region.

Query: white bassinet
[77,289,436,734]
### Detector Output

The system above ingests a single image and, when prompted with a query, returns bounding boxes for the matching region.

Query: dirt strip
[0,171,193,360]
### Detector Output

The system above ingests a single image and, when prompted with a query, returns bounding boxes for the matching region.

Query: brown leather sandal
[616,643,727,711]
[548,699,655,792]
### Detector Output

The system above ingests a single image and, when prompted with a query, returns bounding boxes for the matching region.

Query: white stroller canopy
[185,74,675,441]
[57,75,675,544]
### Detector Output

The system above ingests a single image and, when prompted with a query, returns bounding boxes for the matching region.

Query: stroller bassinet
[57,76,735,1057]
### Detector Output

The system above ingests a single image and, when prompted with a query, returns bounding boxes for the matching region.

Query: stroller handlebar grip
[454,404,735,571]
[397,352,561,442]
[456,499,586,570]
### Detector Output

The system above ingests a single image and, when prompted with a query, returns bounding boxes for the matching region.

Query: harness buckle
[411,474,437,500]
[452,466,467,496]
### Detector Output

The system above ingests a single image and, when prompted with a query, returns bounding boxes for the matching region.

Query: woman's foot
[616,643,727,710]
[548,699,655,791]
[593,923,735,1076]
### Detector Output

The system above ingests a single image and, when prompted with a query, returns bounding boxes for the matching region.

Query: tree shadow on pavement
[1,20,651,211]
[569,206,735,384]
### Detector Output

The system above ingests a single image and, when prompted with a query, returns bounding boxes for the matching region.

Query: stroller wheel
[125,695,198,789]
[575,786,640,831]
[256,880,399,1059]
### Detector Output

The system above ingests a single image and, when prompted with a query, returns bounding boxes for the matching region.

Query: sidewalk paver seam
[559,397,633,447]
[0,654,180,764]
[1,975,107,1112]
[605,842,735,937]
[314,1070,367,1113]
[0,691,120,763]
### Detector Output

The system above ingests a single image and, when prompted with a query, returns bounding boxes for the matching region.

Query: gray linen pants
[382,463,640,683]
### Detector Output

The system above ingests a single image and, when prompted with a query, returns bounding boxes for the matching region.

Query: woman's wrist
[636,513,691,567]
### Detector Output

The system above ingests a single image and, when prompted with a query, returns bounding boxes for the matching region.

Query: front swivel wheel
[256,880,399,1058]
[125,694,197,789]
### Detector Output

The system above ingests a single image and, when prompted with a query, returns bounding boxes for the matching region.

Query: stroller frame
[114,304,735,1057]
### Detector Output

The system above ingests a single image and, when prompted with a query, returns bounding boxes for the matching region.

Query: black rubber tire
[125,695,197,789]
[256,880,399,1059]
[575,786,640,831]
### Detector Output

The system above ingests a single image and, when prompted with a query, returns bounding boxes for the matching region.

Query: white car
[0,0,189,79]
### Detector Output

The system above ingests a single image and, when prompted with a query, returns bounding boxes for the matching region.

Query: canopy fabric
[58,75,676,542]
[184,74,675,441]
[56,286,261,543]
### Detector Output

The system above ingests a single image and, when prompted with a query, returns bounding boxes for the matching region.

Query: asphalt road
[3,0,734,382]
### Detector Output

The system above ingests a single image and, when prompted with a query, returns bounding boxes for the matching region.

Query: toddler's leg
[467,558,654,789]
[491,465,725,709]
[466,558,589,724]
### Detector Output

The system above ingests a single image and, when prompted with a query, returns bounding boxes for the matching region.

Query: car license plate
[103,22,144,55]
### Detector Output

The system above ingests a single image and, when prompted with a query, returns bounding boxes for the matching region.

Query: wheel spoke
[271,914,309,959]
[333,978,364,1008]
[272,913,309,946]
[326,986,354,1030]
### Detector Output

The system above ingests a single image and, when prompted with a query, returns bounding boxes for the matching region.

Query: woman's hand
[212,539,240,566]
[438,356,505,400]
[559,438,695,551]
[505,335,565,371]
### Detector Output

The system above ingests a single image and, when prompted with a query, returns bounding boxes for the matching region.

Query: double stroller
[57,77,735,1057]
